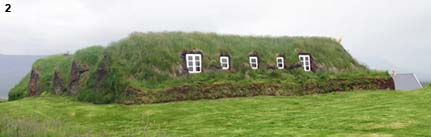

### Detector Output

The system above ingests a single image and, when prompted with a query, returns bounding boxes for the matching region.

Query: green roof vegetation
[1,88,431,136]
[8,32,390,103]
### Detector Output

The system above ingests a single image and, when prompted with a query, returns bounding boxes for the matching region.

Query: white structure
[299,55,311,72]
[220,56,229,70]
[249,56,258,69]
[392,73,423,90]
[276,57,284,69]
[186,54,202,73]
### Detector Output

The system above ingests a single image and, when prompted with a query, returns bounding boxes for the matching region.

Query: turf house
[8,32,395,104]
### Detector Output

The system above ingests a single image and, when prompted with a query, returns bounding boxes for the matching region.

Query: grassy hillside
[8,54,74,100]
[8,32,391,103]
[1,88,431,136]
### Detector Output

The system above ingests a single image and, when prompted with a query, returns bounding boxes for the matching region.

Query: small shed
[392,73,423,90]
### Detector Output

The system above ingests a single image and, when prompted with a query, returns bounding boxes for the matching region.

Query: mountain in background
[0,54,42,99]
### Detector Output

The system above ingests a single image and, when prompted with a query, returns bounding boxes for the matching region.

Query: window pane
[278,64,283,67]
[222,59,227,62]
[252,64,257,67]
[195,56,200,60]
[196,67,201,71]
[306,67,310,70]
[251,59,256,62]
[305,57,309,61]
[188,67,193,71]
[223,64,228,67]
[278,59,282,62]
[300,57,303,61]
[188,56,192,60]
[305,62,309,65]
[196,61,200,66]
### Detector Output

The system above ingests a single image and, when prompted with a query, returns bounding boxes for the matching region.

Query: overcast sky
[0,0,430,81]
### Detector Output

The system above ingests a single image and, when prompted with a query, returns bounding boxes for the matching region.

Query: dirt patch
[334,133,394,137]
[286,63,302,70]
[364,133,394,137]
[29,69,40,96]
[133,78,395,104]
[387,122,408,129]
[96,56,109,89]
[368,121,414,130]
[68,61,89,95]
[53,69,65,95]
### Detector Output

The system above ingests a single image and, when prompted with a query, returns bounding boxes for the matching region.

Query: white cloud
[0,0,430,81]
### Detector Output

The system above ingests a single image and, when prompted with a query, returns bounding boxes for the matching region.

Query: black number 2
[5,4,11,12]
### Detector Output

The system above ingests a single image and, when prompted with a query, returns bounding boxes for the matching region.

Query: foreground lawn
[1,89,431,136]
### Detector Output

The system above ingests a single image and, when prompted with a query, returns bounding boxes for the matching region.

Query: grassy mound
[9,32,390,103]
[8,47,103,101]
[1,88,431,136]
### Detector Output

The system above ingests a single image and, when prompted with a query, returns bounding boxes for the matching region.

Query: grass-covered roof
[9,32,390,103]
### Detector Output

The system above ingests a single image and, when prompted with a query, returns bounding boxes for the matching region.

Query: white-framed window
[220,56,230,70]
[186,54,202,73]
[299,55,311,72]
[276,57,284,69]
[249,56,258,69]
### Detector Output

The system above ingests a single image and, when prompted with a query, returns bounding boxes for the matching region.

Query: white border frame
[186,54,202,73]
[276,57,284,69]
[220,56,230,70]
[299,55,311,72]
[249,56,258,69]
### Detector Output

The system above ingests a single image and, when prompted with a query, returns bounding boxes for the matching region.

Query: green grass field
[2,87,431,136]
